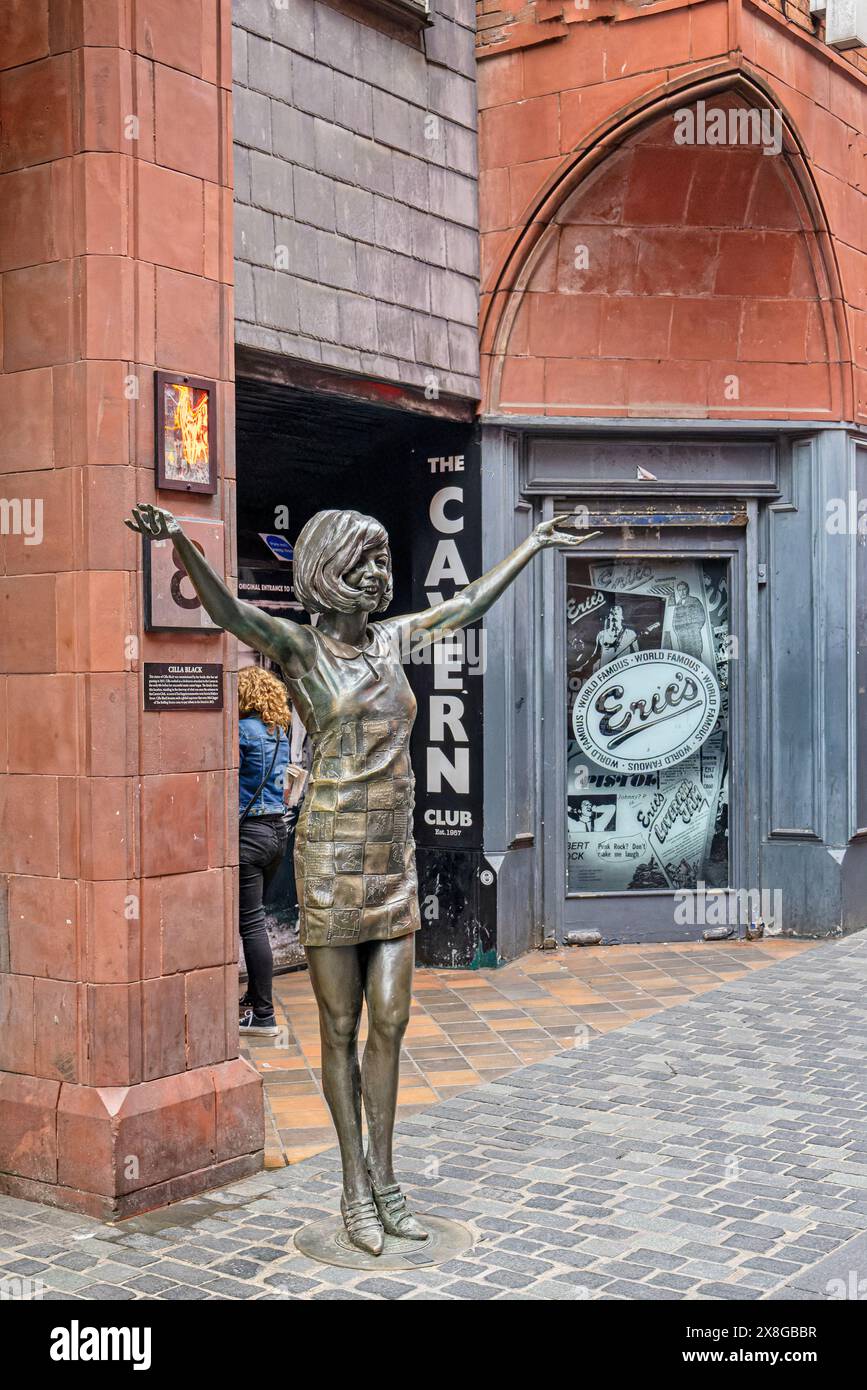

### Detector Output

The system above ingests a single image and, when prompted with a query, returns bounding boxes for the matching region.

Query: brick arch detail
[483,69,851,420]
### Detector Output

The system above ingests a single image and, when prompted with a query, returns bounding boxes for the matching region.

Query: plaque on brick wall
[143,516,224,632]
[144,663,223,711]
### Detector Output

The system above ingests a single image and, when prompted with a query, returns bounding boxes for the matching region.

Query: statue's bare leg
[360,934,415,1190]
[359,934,427,1239]
[305,944,368,1204]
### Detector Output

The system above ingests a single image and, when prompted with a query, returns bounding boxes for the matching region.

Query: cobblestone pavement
[3,933,867,1301]
[245,938,813,1166]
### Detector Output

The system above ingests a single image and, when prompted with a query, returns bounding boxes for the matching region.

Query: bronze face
[341,542,392,613]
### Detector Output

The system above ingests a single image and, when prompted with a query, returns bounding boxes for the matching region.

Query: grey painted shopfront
[477,421,867,956]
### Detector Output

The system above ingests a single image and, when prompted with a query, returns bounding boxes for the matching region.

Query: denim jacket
[239,716,290,817]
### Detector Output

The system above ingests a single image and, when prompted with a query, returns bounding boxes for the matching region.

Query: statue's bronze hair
[293,509,393,615]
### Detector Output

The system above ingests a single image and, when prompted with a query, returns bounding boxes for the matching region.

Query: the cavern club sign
[408,435,483,851]
[573,649,721,774]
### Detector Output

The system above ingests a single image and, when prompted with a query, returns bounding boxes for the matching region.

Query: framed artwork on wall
[154,370,218,495]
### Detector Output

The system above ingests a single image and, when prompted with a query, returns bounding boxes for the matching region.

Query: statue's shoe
[340,1194,384,1256]
[370,1181,429,1241]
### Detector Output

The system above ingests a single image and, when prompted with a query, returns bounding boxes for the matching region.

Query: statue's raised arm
[388,516,601,645]
[124,503,316,678]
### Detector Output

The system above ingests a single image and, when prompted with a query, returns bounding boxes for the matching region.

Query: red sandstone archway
[483,74,850,420]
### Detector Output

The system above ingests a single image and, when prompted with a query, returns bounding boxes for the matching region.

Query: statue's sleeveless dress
[285,622,421,947]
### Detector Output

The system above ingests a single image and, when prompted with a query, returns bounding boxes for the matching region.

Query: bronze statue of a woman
[125,501,596,1256]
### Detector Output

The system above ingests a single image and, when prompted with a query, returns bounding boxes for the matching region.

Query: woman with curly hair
[237,665,291,1036]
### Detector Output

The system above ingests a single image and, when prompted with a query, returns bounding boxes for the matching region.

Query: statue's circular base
[294,1214,473,1270]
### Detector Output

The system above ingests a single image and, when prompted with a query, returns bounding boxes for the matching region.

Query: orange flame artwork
[163,381,211,485]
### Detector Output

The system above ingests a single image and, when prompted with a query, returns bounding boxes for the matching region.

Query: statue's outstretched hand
[533,516,602,549]
[124,503,181,540]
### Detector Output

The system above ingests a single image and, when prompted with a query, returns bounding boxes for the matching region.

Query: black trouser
[239,814,289,1017]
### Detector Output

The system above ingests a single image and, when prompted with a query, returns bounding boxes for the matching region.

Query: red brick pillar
[0,0,262,1218]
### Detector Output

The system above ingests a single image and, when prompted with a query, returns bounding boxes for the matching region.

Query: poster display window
[565,556,730,894]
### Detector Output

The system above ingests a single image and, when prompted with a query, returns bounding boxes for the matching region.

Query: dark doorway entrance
[235,373,483,969]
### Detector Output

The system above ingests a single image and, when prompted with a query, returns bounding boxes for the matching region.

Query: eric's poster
[566,556,729,893]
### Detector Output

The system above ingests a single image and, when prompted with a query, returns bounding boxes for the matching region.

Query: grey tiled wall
[232,0,480,400]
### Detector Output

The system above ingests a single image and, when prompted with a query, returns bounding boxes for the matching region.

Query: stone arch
[483,70,850,419]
